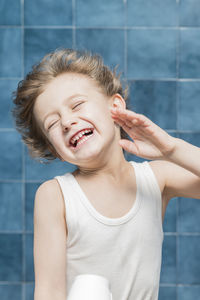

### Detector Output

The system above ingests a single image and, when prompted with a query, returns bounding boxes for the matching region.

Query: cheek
[48,129,63,149]
[85,103,112,123]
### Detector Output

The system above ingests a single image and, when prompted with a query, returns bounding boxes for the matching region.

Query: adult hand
[110,107,176,160]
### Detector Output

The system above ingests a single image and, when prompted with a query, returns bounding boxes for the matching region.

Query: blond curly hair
[12,48,130,163]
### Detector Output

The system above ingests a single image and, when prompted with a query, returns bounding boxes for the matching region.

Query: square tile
[0,28,22,77]
[0,183,22,231]
[178,81,200,130]
[180,29,200,78]
[178,286,200,300]
[127,29,177,79]
[24,0,72,26]
[180,0,200,27]
[25,147,76,181]
[24,29,73,76]
[178,132,200,148]
[0,0,21,25]
[25,183,41,232]
[128,81,177,129]
[158,286,176,300]
[25,283,34,300]
[160,235,176,283]
[0,131,22,180]
[178,197,200,233]
[76,29,125,72]
[163,198,177,233]
[25,234,34,281]
[0,284,22,300]
[0,80,19,128]
[76,0,125,27]
[0,234,22,281]
[177,236,200,284]
[127,0,178,27]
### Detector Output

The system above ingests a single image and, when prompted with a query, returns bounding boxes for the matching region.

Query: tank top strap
[131,160,162,226]
[132,161,161,197]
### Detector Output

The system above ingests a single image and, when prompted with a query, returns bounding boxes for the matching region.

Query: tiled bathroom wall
[0,0,200,299]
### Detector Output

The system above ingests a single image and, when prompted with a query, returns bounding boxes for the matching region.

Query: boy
[12,48,200,300]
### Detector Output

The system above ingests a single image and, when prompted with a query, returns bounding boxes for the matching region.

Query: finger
[111,109,147,126]
[112,115,133,128]
[110,107,138,116]
[113,117,145,140]
[119,139,139,155]
[112,113,154,137]
[112,115,148,137]
[110,108,139,120]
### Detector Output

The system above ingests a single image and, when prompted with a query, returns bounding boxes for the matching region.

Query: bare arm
[33,179,67,300]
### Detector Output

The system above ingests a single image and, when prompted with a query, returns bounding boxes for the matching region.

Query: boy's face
[33,73,125,167]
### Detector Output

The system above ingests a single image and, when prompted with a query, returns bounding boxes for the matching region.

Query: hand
[110,107,176,160]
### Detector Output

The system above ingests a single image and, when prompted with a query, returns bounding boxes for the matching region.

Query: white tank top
[54,160,164,300]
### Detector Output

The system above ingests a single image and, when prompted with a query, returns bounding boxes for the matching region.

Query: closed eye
[47,102,84,130]
[72,102,84,110]
[48,120,58,130]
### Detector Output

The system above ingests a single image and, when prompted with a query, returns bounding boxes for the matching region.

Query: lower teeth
[76,133,92,147]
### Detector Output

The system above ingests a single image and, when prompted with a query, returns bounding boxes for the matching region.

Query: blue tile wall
[76,29,125,71]
[180,0,200,27]
[0,28,22,77]
[24,28,73,75]
[0,0,200,299]
[127,29,177,79]
[0,0,21,26]
[180,29,200,78]
[76,0,125,27]
[127,0,178,27]
[24,0,72,26]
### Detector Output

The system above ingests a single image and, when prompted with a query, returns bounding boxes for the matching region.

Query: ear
[110,93,126,110]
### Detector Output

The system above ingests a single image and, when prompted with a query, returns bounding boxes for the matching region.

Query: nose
[61,117,77,132]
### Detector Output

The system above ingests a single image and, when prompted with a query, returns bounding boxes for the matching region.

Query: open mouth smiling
[69,128,94,149]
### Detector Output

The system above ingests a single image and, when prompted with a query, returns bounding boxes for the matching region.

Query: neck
[74,151,130,184]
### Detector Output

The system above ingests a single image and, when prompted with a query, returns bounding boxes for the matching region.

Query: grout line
[21,0,25,79]
[1,25,200,30]
[176,80,179,131]
[21,1,26,299]
[124,0,127,78]
[176,0,180,132]
[160,283,200,287]
[0,77,22,80]
[124,30,127,78]
[72,0,76,48]
[176,199,179,300]
[124,78,200,81]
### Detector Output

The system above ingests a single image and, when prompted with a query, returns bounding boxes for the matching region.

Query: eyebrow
[42,93,86,126]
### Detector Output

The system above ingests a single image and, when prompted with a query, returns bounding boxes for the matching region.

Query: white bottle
[67,274,113,300]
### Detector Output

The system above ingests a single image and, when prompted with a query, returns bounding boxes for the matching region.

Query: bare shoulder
[34,179,67,294]
[35,179,64,207]
[35,179,67,233]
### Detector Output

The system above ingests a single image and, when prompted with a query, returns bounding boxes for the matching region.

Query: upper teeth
[70,129,92,145]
